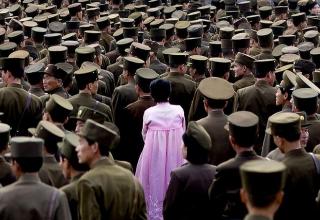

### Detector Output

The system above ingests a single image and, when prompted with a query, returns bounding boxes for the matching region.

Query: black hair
[248,194,278,208]
[205,98,227,109]
[60,154,89,171]
[150,79,171,103]
[231,126,258,148]
[86,137,110,157]
[13,157,43,172]
[273,129,301,142]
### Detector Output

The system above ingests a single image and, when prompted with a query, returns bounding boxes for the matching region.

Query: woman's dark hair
[150,79,171,103]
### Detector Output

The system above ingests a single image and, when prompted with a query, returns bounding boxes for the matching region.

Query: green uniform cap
[79,119,118,151]
[183,121,211,151]
[74,106,109,124]
[234,52,256,69]
[209,57,231,77]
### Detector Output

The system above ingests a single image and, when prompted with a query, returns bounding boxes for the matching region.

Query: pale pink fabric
[135,102,185,220]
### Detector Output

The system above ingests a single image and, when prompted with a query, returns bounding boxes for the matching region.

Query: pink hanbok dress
[135,102,185,220]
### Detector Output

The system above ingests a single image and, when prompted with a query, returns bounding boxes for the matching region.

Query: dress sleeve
[142,110,149,141]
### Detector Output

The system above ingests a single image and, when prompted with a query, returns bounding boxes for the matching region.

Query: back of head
[150,79,171,103]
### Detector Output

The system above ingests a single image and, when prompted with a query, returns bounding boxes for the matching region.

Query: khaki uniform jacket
[107,57,123,84]
[253,48,274,60]
[39,156,68,188]
[149,59,168,75]
[0,174,71,220]
[197,110,235,165]
[111,82,138,129]
[100,32,116,53]
[234,80,279,153]
[188,88,207,122]
[60,173,85,220]
[0,156,15,187]
[209,151,263,219]
[76,158,147,220]
[306,114,320,152]
[68,92,113,122]
[29,87,46,97]
[233,74,256,92]
[163,72,196,120]
[0,83,43,136]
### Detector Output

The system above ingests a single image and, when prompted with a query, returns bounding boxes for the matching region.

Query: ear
[229,135,236,147]
[275,191,284,205]
[240,188,248,204]
[203,99,208,112]
[91,142,100,154]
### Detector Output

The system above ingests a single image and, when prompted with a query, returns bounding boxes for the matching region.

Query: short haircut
[86,137,109,157]
[231,127,258,148]
[60,154,89,171]
[273,128,301,142]
[14,157,43,172]
[150,79,171,102]
[205,98,227,109]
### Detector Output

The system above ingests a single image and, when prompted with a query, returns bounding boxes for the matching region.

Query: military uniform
[0,83,43,136]
[209,111,264,219]
[76,119,147,220]
[39,156,68,188]
[234,80,278,153]
[163,121,216,220]
[107,57,124,85]
[266,112,320,220]
[233,74,256,91]
[111,81,138,129]
[69,93,113,122]
[29,87,46,97]
[0,156,15,187]
[0,137,71,220]
[149,59,167,75]
[196,78,236,165]
[254,48,274,60]
[100,32,116,53]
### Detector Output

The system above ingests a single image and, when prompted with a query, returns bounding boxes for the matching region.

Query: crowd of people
[1,0,320,219]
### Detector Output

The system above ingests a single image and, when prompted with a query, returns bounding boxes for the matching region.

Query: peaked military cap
[254,59,276,77]
[31,27,47,43]
[116,38,133,55]
[74,106,109,123]
[48,21,64,33]
[292,12,306,26]
[278,35,296,46]
[79,119,118,150]
[23,21,38,37]
[209,41,222,57]
[74,65,99,85]
[76,46,95,67]
[28,120,65,152]
[175,21,190,39]
[292,88,318,112]
[234,52,256,69]
[44,33,62,46]
[310,47,320,68]
[128,42,151,61]
[9,50,29,67]
[199,77,234,100]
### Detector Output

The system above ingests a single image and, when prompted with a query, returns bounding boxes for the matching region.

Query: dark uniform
[163,121,216,220]
[233,74,256,91]
[39,156,68,188]
[197,78,236,165]
[149,59,168,75]
[209,111,264,219]
[266,112,320,220]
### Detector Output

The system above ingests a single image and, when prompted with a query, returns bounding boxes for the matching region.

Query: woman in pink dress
[135,79,185,220]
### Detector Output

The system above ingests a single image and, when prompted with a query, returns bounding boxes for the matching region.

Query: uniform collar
[92,157,115,168]
[244,214,272,220]
[18,173,41,183]
[7,83,23,88]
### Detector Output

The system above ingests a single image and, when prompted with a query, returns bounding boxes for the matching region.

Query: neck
[170,68,183,74]
[127,76,135,83]
[70,168,83,179]
[236,145,254,155]
[7,78,21,85]
[89,155,106,168]
[30,84,42,89]
[79,89,92,95]
[247,206,274,220]
[283,140,301,154]
[207,106,223,113]
[139,91,150,97]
